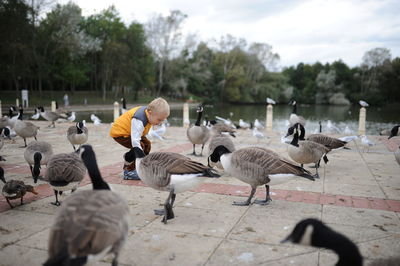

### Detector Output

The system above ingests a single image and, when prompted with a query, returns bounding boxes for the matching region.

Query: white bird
[254,119,264,129]
[90,114,101,123]
[326,120,340,133]
[338,135,358,142]
[253,127,265,141]
[344,125,353,135]
[359,100,369,107]
[148,124,166,140]
[93,119,102,126]
[360,135,374,152]
[215,116,235,129]
[266,97,276,105]
[239,119,250,129]
[31,109,40,120]
[67,112,76,122]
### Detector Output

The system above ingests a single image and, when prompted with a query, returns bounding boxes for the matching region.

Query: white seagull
[266,97,276,105]
[359,100,369,107]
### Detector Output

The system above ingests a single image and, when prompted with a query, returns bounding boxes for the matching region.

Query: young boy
[110,97,170,180]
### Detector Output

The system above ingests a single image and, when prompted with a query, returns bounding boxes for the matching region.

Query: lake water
[74,103,399,135]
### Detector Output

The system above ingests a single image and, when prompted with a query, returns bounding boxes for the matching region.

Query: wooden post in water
[51,101,56,112]
[358,107,366,135]
[266,104,273,133]
[16,98,19,107]
[113,101,120,122]
[183,102,189,128]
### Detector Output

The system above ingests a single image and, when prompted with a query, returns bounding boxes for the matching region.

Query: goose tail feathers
[202,168,221,178]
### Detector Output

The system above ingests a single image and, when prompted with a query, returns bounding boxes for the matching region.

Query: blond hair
[148,97,170,116]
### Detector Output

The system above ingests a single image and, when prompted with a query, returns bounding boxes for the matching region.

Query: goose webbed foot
[51,201,61,206]
[313,173,320,179]
[233,200,251,206]
[154,209,165,216]
[254,198,272,205]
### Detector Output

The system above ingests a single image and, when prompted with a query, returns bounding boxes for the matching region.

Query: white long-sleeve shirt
[130,118,145,149]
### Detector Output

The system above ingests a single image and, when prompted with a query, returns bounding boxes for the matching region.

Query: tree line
[1,0,399,105]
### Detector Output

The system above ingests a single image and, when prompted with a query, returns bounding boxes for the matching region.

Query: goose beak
[280,235,292,244]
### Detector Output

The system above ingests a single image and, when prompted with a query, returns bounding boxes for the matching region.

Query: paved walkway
[0,121,399,265]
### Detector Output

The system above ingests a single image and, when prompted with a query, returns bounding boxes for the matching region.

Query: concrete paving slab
[0,245,49,266]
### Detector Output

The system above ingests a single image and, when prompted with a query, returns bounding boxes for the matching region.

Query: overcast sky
[59,0,400,69]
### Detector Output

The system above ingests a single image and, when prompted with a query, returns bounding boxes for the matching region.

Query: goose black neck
[82,150,110,190]
[290,129,299,147]
[0,167,5,183]
[298,124,305,140]
[122,99,126,109]
[195,110,203,126]
[76,122,83,134]
[18,108,23,120]
[314,226,363,266]
[33,152,42,176]
[292,103,297,114]
[210,145,231,163]
[133,147,145,159]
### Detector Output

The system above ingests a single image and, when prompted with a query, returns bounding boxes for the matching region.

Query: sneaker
[123,170,140,180]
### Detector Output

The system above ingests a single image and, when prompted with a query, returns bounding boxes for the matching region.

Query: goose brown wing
[307,134,346,149]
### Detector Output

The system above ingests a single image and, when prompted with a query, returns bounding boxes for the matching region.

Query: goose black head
[388,125,400,139]
[285,126,295,138]
[281,218,320,245]
[0,166,5,184]
[196,105,204,113]
[32,152,42,183]
[76,121,84,134]
[208,145,231,165]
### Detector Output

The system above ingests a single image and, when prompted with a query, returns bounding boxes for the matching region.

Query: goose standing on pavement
[132,147,220,223]
[44,145,129,266]
[282,219,362,266]
[289,100,306,126]
[43,152,86,206]
[24,141,53,182]
[287,126,330,178]
[67,121,88,151]
[187,105,210,156]
[13,107,40,147]
[209,146,314,206]
[1,166,38,208]
[37,106,62,128]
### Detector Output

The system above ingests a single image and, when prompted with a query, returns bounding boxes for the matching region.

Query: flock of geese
[0,100,399,265]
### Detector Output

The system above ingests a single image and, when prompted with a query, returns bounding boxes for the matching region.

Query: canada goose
[43,145,129,266]
[31,108,40,120]
[287,126,330,178]
[43,152,86,206]
[388,125,400,139]
[37,106,62,128]
[281,219,362,266]
[120,97,127,114]
[0,127,12,139]
[186,106,210,156]
[0,111,19,129]
[13,108,40,147]
[395,146,400,166]
[24,140,53,182]
[211,123,236,137]
[1,166,38,208]
[289,100,306,126]
[132,147,220,223]
[209,146,314,206]
[67,121,88,151]
[288,123,349,151]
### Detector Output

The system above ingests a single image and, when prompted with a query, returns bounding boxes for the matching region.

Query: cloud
[60,0,400,67]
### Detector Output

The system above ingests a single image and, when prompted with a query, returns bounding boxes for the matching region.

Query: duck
[289,100,306,126]
[67,121,88,151]
[186,105,210,156]
[1,166,38,208]
[24,141,54,182]
[13,107,40,147]
[286,125,330,178]
[209,145,314,205]
[388,125,400,139]
[132,147,220,223]
[43,145,129,266]
[37,106,63,128]
[281,218,362,266]
[43,152,86,206]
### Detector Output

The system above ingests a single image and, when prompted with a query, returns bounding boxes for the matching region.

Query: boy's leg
[113,137,140,180]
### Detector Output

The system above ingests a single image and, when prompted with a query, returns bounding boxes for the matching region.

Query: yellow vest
[110,106,152,138]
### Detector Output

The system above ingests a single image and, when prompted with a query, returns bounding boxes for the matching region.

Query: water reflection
[72,103,398,135]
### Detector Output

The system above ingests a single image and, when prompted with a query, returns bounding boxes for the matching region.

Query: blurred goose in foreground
[282,219,362,266]
[287,126,330,178]
[14,108,39,147]
[289,100,306,126]
[24,141,53,182]
[44,145,129,266]
[209,146,314,206]
[67,121,88,151]
[1,167,38,208]
[43,152,86,206]
[133,147,220,223]
[187,106,210,156]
